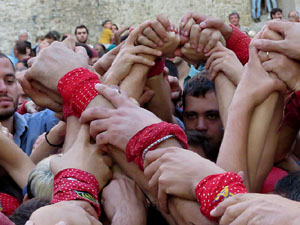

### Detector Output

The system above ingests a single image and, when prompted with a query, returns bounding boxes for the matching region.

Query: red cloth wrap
[57,67,100,118]
[51,168,101,217]
[281,91,300,130]
[226,24,251,65]
[147,57,165,78]
[17,100,29,115]
[195,172,247,221]
[0,193,20,216]
[126,121,188,170]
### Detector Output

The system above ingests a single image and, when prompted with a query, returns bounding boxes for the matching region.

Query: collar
[13,112,29,138]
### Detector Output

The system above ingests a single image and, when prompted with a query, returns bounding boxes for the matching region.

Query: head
[229,12,240,26]
[45,31,58,44]
[10,198,50,225]
[93,43,107,57]
[18,30,28,41]
[288,10,300,22]
[27,156,54,200]
[112,23,119,33]
[14,40,27,59]
[274,171,300,201]
[102,20,112,29]
[271,8,283,20]
[75,25,89,44]
[0,53,19,121]
[183,72,223,148]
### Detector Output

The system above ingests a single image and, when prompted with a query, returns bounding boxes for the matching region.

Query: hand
[24,100,39,113]
[25,37,90,92]
[102,21,162,85]
[28,200,102,225]
[253,21,300,60]
[80,84,161,151]
[18,76,63,113]
[261,52,300,91]
[210,193,300,225]
[50,124,112,190]
[93,43,123,76]
[206,42,243,85]
[168,75,182,100]
[143,147,225,213]
[180,13,233,41]
[0,122,13,141]
[233,44,286,107]
[101,166,147,225]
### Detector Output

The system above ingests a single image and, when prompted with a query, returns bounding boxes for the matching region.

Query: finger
[257,50,274,63]
[180,12,206,29]
[63,37,76,51]
[94,83,131,108]
[266,20,286,34]
[75,46,89,59]
[205,30,222,53]
[130,45,162,57]
[89,118,109,138]
[158,184,169,214]
[80,106,114,124]
[181,18,195,37]
[151,20,169,42]
[253,39,286,55]
[95,131,110,146]
[189,24,201,49]
[144,157,162,180]
[210,63,224,81]
[218,201,252,225]
[139,89,155,106]
[206,51,226,70]
[209,58,224,80]
[129,55,155,67]
[156,14,171,31]
[31,81,63,104]
[27,57,36,68]
[137,34,157,48]
[197,28,210,53]
[143,26,163,47]
[262,60,275,73]
[126,20,151,46]
[144,147,171,168]
[199,18,223,29]
[248,43,260,65]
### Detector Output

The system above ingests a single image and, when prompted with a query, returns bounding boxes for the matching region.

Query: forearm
[214,72,236,127]
[145,74,173,123]
[217,98,253,189]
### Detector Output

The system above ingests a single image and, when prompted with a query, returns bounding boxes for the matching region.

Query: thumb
[63,37,76,51]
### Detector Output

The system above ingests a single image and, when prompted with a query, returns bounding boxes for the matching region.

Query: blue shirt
[13,109,59,156]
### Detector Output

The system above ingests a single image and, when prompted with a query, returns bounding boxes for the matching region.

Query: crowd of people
[0,7,300,225]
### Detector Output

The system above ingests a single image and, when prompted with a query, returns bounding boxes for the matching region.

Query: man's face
[76,28,88,44]
[0,58,19,120]
[288,12,299,22]
[272,12,282,20]
[229,14,240,26]
[183,91,223,146]
[18,32,28,41]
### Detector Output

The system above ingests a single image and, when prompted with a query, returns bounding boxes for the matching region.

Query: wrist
[223,24,233,40]
[45,131,63,147]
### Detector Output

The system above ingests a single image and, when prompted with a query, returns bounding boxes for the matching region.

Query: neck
[1,116,14,134]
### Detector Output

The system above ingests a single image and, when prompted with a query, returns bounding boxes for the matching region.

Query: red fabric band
[126,121,188,171]
[147,57,165,78]
[57,68,100,118]
[0,193,20,216]
[51,168,101,217]
[195,172,247,221]
[226,24,250,65]
[281,91,300,130]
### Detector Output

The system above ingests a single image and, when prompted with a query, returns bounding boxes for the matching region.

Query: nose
[0,80,8,94]
[196,117,208,132]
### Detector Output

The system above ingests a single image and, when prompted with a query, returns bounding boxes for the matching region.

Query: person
[270,8,282,20]
[74,24,89,44]
[251,0,261,22]
[288,10,300,22]
[228,12,249,33]
[182,73,223,156]
[45,31,59,44]
[12,41,30,67]
[0,53,58,155]
[266,0,278,13]
[98,19,113,46]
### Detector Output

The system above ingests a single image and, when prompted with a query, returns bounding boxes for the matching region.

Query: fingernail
[210,208,216,216]
[25,222,34,225]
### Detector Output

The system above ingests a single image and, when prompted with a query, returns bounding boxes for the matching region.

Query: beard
[0,96,18,121]
[185,129,223,162]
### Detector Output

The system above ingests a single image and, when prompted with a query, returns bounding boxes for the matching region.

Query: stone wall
[0,0,252,55]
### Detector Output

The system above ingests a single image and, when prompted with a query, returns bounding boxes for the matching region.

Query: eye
[206,113,219,120]
[6,77,15,85]
[184,112,198,120]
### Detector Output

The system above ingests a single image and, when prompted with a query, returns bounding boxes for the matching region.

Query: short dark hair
[15,40,27,55]
[182,71,215,109]
[274,171,300,201]
[0,52,15,70]
[229,12,240,19]
[270,8,282,19]
[102,19,112,27]
[45,31,58,41]
[75,25,89,35]
[10,198,50,225]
